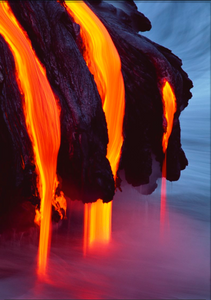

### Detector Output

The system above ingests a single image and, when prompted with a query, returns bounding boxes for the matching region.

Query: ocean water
[0,2,210,300]
[137,1,211,223]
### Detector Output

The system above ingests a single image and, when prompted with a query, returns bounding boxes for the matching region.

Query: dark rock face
[0,35,41,234]
[8,0,115,204]
[0,35,38,220]
[86,0,152,32]
[0,0,193,226]
[85,1,193,192]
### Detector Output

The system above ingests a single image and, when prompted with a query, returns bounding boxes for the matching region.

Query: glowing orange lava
[64,1,125,252]
[162,80,177,154]
[161,80,177,228]
[83,200,112,254]
[52,178,67,220]
[0,3,61,276]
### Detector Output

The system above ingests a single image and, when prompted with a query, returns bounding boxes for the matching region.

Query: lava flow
[0,3,61,276]
[64,1,125,252]
[161,80,177,227]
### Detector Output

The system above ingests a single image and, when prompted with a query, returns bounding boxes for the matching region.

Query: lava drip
[0,3,61,275]
[161,80,177,226]
[64,1,125,252]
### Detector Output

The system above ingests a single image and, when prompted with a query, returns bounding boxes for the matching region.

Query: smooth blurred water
[137,1,210,223]
[0,2,210,300]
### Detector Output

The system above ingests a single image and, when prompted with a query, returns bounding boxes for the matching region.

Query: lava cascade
[0,3,61,275]
[161,80,177,226]
[65,1,125,251]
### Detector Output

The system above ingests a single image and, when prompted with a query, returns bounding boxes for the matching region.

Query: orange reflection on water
[160,154,167,231]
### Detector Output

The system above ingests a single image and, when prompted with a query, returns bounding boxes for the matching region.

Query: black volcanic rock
[0,35,38,218]
[86,0,152,32]
[85,1,192,190]
[2,0,193,212]
[8,0,115,203]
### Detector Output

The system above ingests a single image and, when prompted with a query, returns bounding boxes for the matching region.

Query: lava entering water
[161,80,177,227]
[0,3,61,276]
[64,1,125,252]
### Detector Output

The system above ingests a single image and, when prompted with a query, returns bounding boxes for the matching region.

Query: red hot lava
[65,1,125,252]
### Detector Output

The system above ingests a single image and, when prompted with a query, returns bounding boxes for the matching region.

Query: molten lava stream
[161,80,177,231]
[0,3,61,276]
[64,1,125,253]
